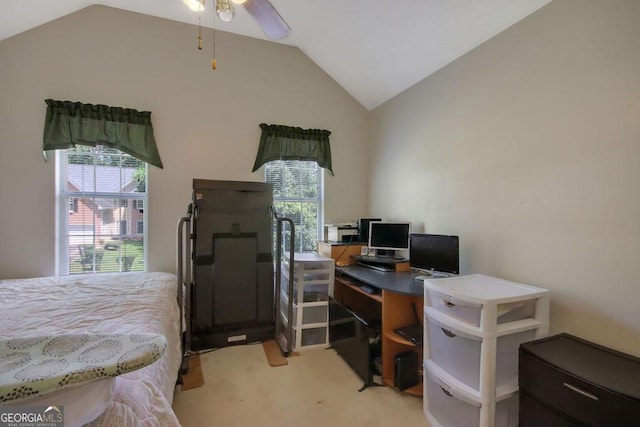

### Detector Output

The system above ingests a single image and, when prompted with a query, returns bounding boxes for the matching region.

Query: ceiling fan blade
[242,0,290,40]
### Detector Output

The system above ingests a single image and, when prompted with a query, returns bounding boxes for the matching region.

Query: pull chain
[211,7,217,70]
[197,13,203,50]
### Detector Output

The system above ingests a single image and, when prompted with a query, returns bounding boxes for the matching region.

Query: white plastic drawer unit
[424,363,518,427]
[425,310,536,392]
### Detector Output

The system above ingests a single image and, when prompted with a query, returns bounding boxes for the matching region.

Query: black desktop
[394,350,420,391]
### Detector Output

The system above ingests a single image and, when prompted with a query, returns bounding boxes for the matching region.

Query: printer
[325,222,359,243]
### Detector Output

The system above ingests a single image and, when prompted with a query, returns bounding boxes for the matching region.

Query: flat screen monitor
[358,218,382,243]
[368,222,411,252]
[409,233,459,275]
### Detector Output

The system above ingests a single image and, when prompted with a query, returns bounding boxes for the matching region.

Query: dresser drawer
[519,349,640,426]
[519,392,578,427]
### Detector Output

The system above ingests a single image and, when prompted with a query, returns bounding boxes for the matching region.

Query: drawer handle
[563,383,599,401]
[441,327,457,338]
[440,386,453,397]
[444,300,456,308]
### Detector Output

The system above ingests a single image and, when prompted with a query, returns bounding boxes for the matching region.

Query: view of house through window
[265,160,323,253]
[56,146,147,275]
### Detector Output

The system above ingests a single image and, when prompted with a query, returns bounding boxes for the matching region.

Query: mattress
[0,272,182,426]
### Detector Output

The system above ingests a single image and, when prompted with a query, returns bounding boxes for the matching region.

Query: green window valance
[42,99,163,169]
[252,123,333,175]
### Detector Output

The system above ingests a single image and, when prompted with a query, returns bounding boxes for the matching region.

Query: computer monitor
[368,222,411,256]
[409,233,459,275]
[357,218,382,243]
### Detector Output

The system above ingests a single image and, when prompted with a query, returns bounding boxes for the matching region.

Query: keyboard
[359,284,378,294]
[357,262,394,272]
[357,255,404,263]
[414,272,450,280]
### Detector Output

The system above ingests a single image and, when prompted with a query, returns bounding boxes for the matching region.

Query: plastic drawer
[426,288,536,327]
[289,303,328,325]
[300,271,332,282]
[299,283,329,302]
[425,312,536,391]
[424,366,518,427]
[294,326,327,347]
[301,305,328,324]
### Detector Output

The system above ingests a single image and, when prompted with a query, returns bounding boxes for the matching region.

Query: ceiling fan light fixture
[230,0,247,4]
[216,0,235,22]
[183,0,205,12]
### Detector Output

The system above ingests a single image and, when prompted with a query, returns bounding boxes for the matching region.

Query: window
[56,146,147,275]
[68,198,78,213]
[265,160,323,252]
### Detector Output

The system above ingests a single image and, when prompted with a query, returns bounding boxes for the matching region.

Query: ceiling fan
[183,0,290,40]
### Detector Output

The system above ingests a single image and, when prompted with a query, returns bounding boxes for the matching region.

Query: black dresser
[519,333,640,426]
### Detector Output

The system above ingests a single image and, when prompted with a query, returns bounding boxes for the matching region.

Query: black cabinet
[519,333,640,426]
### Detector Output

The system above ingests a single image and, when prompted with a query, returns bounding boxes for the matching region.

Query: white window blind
[265,160,323,252]
[56,146,147,275]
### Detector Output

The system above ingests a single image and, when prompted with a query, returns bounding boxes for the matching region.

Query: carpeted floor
[172,343,429,426]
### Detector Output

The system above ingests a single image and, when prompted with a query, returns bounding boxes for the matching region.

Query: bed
[0,272,182,426]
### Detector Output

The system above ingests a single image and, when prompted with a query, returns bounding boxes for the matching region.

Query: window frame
[55,148,148,275]
[265,160,324,253]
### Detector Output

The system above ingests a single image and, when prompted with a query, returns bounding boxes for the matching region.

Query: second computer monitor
[409,233,459,275]
[358,218,382,243]
[368,222,411,256]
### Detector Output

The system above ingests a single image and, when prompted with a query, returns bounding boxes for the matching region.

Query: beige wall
[0,6,370,278]
[369,0,640,355]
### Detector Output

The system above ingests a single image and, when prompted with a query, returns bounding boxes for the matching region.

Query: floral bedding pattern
[0,272,182,426]
[0,333,166,403]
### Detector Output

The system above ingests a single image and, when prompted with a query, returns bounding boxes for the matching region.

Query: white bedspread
[0,272,182,426]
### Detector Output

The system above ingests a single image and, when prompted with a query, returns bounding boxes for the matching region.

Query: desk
[331,265,424,396]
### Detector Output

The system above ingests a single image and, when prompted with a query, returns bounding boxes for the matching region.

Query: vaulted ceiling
[1,0,553,110]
